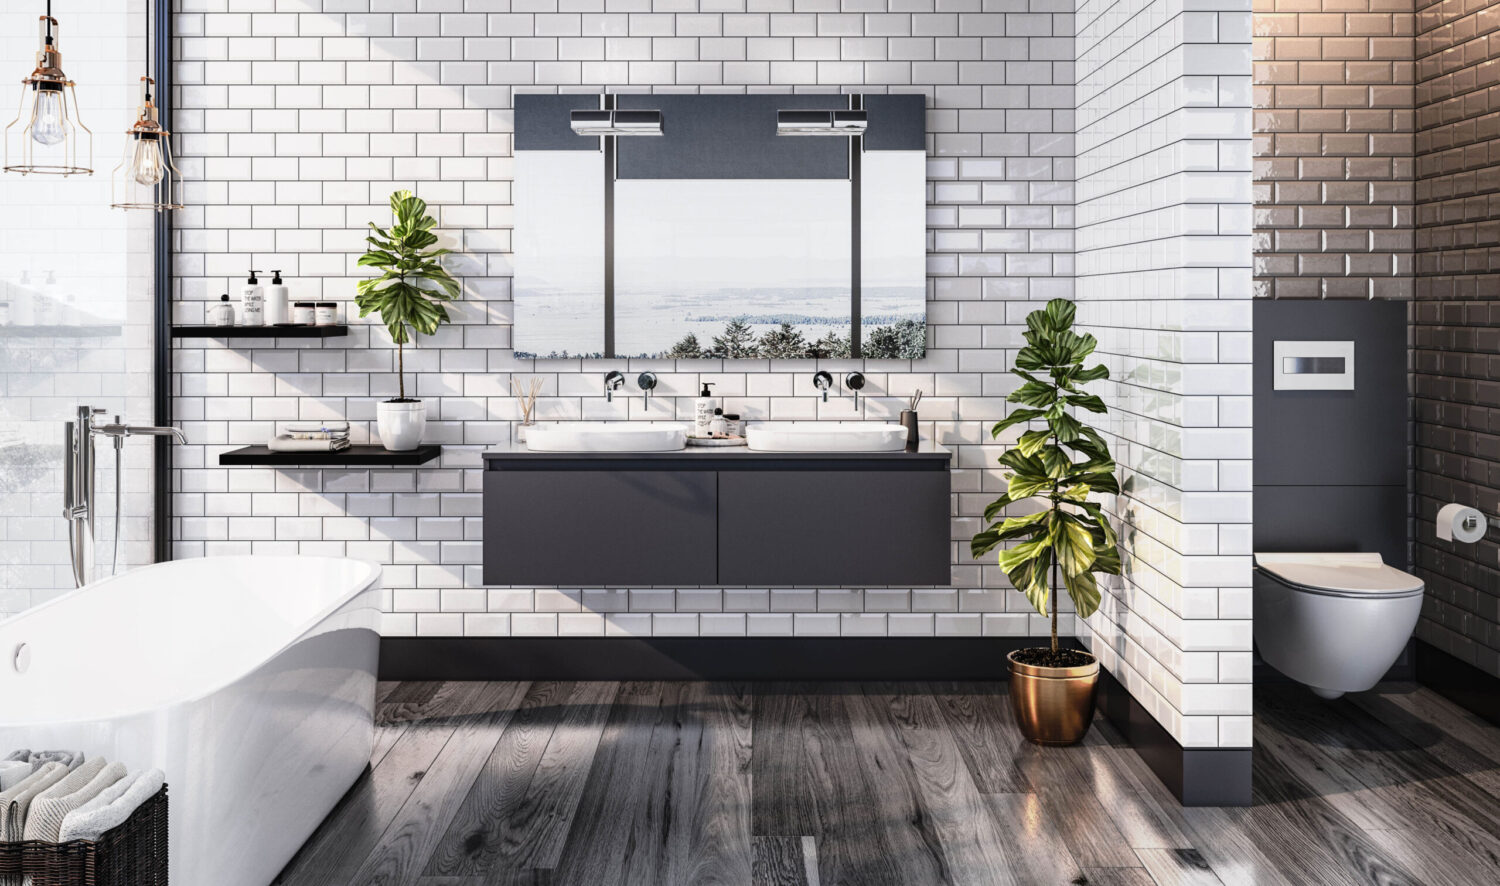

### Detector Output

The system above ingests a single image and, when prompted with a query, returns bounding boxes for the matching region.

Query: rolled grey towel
[58,769,165,843]
[2,751,29,763]
[24,760,123,842]
[27,751,83,772]
[0,763,29,792]
[0,762,67,841]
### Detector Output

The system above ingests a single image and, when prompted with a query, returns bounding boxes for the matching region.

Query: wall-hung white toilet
[1254,552,1425,699]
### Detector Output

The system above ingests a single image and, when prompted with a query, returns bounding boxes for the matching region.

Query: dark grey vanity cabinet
[717,471,951,585]
[483,469,717,586]
[482,445,952,587]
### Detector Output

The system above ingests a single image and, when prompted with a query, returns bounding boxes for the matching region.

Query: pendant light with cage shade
[112,0,181,211]
[4,2,93,176]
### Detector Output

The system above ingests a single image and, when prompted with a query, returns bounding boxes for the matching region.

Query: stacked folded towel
[58,769,164,843]
[268,420,351,452]
[0,751,161,847]
[0,763,67,841]
[0,753,33,792]
[22,759,123,842]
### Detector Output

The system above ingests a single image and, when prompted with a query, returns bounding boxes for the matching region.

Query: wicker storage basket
[0,784,167,886]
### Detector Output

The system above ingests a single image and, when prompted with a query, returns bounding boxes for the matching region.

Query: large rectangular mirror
[513,93,927,360]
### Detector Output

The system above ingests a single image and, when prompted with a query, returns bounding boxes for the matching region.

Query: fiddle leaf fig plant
[971,298,1123,653]
[355,190,460,400]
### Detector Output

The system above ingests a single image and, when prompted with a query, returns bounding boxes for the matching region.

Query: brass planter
[1008,649,1100,745]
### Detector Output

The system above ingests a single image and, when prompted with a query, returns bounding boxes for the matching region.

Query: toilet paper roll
[1437,503,1487,544]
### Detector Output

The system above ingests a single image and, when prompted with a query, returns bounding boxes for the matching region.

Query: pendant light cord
[144,0,151,101]
[45,0,53,43]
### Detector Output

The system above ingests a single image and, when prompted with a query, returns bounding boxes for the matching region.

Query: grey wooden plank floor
[273,681,1500,886]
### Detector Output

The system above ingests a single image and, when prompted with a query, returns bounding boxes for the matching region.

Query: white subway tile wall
[1074,0,1255,747]
[169,0,1247,748]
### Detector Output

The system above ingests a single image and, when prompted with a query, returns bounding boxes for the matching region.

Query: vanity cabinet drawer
[483,469,717,586]
[716,470,951,586]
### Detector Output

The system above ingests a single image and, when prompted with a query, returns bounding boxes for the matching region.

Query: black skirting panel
[1415,639,1500,726]
[1096,667,1252,807]
[379,636,1082,682]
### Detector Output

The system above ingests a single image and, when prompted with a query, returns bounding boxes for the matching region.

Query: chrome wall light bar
[776,109,867,136]
[570,109,663,136]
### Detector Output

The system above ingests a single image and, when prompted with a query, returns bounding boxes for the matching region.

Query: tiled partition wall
[1074,0,1256,750]
[1411,0,1500,676]
[168,1,1082,639]
[1251,0,1416,301]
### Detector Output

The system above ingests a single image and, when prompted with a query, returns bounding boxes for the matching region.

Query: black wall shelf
[0,325,123,338]
[219,444,441,466]
[171,325,348,339]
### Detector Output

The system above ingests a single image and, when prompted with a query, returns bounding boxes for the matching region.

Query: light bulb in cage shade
[30,88,66,146]
[129,135,165,185]
[4,12,92,176]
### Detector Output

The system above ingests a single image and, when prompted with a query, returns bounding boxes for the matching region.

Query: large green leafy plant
[971,299,1123,653]
[355,190,460,400]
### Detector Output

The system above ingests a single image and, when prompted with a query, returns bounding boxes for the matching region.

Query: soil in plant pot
[384,398,421,403]
[1013,647,1096,669]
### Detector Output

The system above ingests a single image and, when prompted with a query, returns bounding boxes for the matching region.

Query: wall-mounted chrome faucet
[64,405,187,588]
[604,370,625,402]
[813,371,833,402]
[845,372,865,410]
[637,372,658,408]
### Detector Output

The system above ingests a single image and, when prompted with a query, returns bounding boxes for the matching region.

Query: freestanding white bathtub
[0,556,382,886]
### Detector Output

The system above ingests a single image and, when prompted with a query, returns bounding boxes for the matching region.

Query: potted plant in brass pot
[356,190,458,451]
[971,298,1122,745]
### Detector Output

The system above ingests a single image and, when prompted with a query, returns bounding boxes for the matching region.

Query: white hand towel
[0,763,30,791]
[24,760,124,842]
[58,769,165,843]
[0,762,67,841]
[267,435,352,452]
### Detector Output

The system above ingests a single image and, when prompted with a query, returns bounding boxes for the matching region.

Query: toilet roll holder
[1437,503,1498,545]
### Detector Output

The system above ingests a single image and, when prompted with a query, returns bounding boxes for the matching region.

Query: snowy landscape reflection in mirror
[615,179,852,359]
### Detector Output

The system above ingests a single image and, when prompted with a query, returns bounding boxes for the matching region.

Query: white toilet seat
[1255,552,1423,599]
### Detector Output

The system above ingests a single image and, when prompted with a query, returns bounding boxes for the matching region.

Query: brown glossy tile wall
[1412,0,1500,676]
[1253,0,1417,299]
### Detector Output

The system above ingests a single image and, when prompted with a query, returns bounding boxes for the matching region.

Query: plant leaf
[1044,298,1076,331]
[992,408,1044,437]
[1009,380,1057,408]
[1062,569,1102,620]
[1052,515,1098,577]
[1016,429,1050,458]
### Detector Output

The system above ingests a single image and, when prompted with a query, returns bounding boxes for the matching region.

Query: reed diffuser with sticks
[512,377,542,443]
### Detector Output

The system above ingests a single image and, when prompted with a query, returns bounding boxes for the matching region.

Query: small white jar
[210,294,236,326]
[315,302,339,326]
[291,302,316,325]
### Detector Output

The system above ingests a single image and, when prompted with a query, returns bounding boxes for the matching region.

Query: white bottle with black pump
[265,270,288,326]
[240,270,265,326]
[694,383,717,436]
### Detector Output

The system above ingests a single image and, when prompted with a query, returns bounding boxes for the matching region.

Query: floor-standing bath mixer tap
[64,405,187,588]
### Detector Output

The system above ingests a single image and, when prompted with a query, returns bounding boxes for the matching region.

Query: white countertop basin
[524,422,689,452]
[745,421,909,452]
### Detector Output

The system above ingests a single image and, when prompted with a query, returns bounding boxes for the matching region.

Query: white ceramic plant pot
[377,399,425,451]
